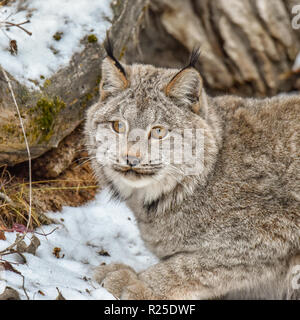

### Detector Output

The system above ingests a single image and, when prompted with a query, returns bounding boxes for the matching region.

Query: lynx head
[85,39,220,203]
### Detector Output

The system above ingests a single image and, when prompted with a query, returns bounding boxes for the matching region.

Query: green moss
[53,32,63,41]
[0,123,23,144]
[119,46,126,60]
[96,75,102,85]
[85,92,93,101]
[87,34,98,43]
[2,124,19,135]
[43,79,51,88]
[79,87,100,110]
[17,86,31,105]
[29,96,66,143]
[80,93,92,109]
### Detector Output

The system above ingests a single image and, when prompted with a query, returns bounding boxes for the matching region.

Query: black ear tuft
[104,31,127,77]
[167,46,201,88]
[186,46,201,69]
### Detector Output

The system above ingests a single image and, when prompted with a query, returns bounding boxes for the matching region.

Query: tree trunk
[0,0,149,166]
[126,0,300,97]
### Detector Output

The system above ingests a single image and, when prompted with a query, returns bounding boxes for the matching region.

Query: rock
[0,0,150,166]
[125,0,300,97]
[32,125,84,178]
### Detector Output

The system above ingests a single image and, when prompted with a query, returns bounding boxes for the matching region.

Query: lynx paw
[121,280,158,300]
[94,263,158,299]
[94,263,136,284]
[94,263,138,298]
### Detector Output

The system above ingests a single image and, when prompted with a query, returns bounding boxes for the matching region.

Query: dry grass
[0,159,99,229]
[0,0,16,6]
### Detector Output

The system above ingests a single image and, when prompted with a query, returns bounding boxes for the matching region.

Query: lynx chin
[85,38,300,300]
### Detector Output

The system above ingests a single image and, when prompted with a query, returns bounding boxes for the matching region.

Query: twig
[8,20,30,27]
[34,227,59,237]
[0,235,25,255]
[21,273,29,300]
[4,20,32,36]
[0,68,32,233]
[1,250,27,264]
[0,258,29,300]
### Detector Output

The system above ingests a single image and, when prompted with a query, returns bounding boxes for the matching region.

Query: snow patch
[0,189,157,300]
[0,0,112,88]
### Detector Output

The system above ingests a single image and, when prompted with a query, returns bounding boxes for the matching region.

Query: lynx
[84,39,300,299]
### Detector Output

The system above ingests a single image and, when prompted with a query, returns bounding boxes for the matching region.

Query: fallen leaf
[0,230,6,241]
[14,234,40,256]
[11,223,34,233]
[38,290,45,296]
[52,247,61,259]
[16,239,27,253]
[26,235,40,255]
[98,249,110,257]
[9,39,18,55]
[0,287,20,300]
[0,261,21,275]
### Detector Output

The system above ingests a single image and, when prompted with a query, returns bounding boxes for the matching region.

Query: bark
[0,0,149,166]
[126,0,300,97]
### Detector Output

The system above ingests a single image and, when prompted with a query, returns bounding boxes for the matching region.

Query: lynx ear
[100,37,128,100]
[165,48,203,113]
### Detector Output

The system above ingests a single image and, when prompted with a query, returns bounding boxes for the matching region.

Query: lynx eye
[112,120,125,134]
[150,126,168,139]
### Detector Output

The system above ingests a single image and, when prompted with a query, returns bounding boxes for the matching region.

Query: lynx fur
[85,43,300,300]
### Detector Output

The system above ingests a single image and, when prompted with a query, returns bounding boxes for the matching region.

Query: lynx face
[85,45,219,197]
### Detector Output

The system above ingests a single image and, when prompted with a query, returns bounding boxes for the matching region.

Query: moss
[29,96,66,143]
[53,32,63,41]
[43,79,51,88]
[80,93,92,109]
[87,34,98,43]
[17,86,31,105]
[78,87,99,110]
[2,124,19,136]
[96,75,102,85]
[0,123,23,144]
[85,92,93,101]
[119,46,126,60]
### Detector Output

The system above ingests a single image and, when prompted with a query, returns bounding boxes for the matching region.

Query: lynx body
[85,44,300,299]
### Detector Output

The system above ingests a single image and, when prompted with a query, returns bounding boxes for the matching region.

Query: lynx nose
[125,155,140,167]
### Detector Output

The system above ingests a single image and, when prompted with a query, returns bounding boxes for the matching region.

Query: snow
[0,189,158,300]
[0,0,112,88]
